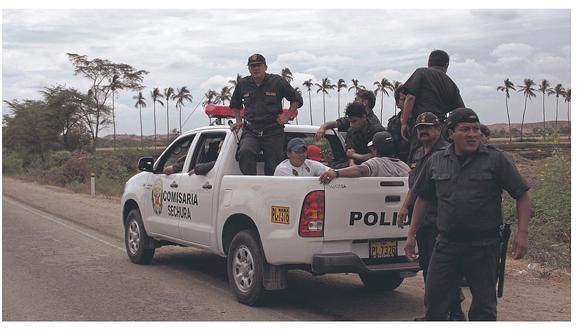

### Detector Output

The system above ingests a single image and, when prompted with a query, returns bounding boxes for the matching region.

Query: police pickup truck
[121,124,419,305]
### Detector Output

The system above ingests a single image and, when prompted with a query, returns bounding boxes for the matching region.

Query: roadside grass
[502,149,570,269]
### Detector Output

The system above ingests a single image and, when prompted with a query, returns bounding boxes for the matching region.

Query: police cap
[248,53,266,66]
[414,112,440,128]
[447,108,480,129]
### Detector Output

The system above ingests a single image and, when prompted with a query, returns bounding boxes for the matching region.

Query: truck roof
[181,124,324,136]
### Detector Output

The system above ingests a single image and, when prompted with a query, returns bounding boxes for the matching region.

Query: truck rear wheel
[359,272,404,291]
[125,209,155,264]
[227,230,266,306]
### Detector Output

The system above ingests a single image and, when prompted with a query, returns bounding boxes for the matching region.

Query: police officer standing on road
[400,50,464,153]
[230,53,303,175]
[398,112,465,320]
[404,108,531,321]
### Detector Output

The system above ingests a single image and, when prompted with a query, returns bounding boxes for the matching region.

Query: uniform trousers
[416,224,464,315]
[425,235,499,321]
[238,123,284,176]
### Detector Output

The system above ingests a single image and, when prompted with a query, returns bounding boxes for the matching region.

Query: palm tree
[203,89,218,107]
[173,86,193,134]
[374,78,393,124]
[517,79,537,141]
[150,88,164,151]
[348,79,365,94]
[293,87,302,124]
[315,78,336,123]
[548,83,565,136]
[108,74,122,150]
[281,68,293,108]
[217,86,233,105]
[537,80,551,140]
[391,80,402,115]
[564,88,571,140]
[497,79,516,142]
[228,74,242,88]
[163,87,175,144]
[336,78,348,117]
[302,79,314,125]
[133,91,147,150]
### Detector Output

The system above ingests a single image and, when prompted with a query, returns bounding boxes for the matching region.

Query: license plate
[369,239,398,259]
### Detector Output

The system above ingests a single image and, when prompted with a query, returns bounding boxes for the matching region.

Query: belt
[243,120,280,136]
[439,228,499,243]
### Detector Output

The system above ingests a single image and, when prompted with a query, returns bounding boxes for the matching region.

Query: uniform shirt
[336,110,383,132]
[362,157,410,177]
[230,73,303,124]
[273,159,329,177]
[412,143,529,236]
[403,66,464,121]
[407,137,449,228]
[344,121,386,164]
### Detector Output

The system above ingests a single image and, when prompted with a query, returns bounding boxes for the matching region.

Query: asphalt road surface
[2,196,425,321]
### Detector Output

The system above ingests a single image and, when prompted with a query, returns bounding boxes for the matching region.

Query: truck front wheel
[227,230,266,305]
[359,272,404,291]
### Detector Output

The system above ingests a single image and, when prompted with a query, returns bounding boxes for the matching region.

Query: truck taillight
[299,190,324,237]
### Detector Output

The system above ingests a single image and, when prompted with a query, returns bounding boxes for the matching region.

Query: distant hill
[486,120,569,135]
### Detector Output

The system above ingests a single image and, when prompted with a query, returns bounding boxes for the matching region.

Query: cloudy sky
[2,6,572,137]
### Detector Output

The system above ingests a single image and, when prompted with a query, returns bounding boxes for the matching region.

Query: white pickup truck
[121,124,419,305]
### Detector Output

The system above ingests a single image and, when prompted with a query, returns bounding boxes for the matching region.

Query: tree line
[497,78,571,142]
[3,53,572,165]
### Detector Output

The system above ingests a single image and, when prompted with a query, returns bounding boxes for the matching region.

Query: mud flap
[263,263,288,290]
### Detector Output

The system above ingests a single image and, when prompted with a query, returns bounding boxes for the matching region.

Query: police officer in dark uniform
[230,53,303,175]
[404,108,531,321]
[315,90,383,140]
[398,112,464,320]
[343,102,386,165]
[400,50,465,153]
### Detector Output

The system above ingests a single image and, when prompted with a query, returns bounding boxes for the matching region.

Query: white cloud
[199,75,233,90]
[490,43,534,59]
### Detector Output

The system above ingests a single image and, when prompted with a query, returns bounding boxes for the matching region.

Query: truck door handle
[385,195,401,203]
[170,182,178,188]
[202,183,212,190]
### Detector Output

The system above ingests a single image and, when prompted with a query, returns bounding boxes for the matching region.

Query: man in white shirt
[319,131,409,184]
[274,138,329,176]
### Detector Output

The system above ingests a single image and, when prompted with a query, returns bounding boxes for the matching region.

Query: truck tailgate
[323,177,409,241]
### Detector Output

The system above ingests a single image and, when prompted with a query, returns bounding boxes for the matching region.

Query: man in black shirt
[315,90,383,140]
[400,50,464,153]
[405,108,531,321]
[343,102,386,165]
[230,53,303,175]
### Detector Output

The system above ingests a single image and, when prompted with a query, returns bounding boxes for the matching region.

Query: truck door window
[156,134,195,173]
[189,133,226,172]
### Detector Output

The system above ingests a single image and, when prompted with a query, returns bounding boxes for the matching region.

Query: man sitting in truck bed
[319,131,409,184]
[274,138,329,177]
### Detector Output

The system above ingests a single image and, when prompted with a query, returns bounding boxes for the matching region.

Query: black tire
[227,230,266,306]
[359,272,404,291]
[124,209,155,264]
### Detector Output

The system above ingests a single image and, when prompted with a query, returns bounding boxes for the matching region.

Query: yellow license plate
[271,206,289,224]
[369,239,398,259]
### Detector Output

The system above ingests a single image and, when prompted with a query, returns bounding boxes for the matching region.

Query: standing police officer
[404,108,531,321]
[398,112,465,320]
[400,50,464,153]
[230,53,303,175]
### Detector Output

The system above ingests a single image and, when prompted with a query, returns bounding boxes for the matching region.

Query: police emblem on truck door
[152,179,163,215]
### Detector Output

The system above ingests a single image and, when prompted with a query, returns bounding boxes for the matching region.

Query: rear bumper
[311,252,420,275]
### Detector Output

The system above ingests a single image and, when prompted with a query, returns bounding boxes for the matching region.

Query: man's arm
[315,120,340,140]
[403,196,427,260]
[229,84,244,131]
[346,150,373,163]
[512,192,531,259]
[319,165,369,184]
[400,93,416,141]
[279,101,300,125]
[397,189,413,227]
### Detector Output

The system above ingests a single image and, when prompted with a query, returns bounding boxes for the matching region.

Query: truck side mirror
[138,157,155,172]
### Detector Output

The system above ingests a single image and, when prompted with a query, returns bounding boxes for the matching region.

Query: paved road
[2,196,425,321]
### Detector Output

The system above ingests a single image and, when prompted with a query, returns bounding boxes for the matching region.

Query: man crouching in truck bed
[319,131,409,184]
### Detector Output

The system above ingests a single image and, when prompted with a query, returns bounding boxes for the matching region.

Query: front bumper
[311,252,420,275]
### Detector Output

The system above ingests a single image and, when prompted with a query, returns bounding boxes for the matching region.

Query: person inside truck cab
[162,138,193,175]
[319,131,409,184]
[274,138,329,177]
